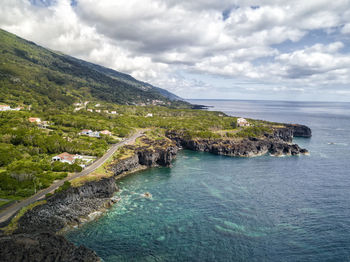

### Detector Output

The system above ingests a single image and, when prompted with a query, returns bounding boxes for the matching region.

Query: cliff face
[285,124,312,138]
[166,124,310,157]
[110,142,178,176]
[0,232,100,262]
[15,177,117,234]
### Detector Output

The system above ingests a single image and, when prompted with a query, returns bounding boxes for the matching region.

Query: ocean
[66,100,350,261]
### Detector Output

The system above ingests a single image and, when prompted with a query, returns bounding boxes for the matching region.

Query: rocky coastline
[166,124,311,157]
[0,124,311,261]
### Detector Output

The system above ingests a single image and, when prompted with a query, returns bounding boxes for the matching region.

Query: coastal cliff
[166,124,310,157]
[0,178,116,262]
[15,177,118,234]
[110,137,178,176]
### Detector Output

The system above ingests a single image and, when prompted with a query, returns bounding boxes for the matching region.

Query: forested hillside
[0,29,184,110]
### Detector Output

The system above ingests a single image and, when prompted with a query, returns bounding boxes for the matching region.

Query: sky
[1,0,350,101]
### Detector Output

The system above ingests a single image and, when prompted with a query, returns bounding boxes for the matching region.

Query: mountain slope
[0,29,184,109]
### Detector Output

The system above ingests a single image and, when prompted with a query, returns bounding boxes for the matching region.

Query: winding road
[0,130,144,224]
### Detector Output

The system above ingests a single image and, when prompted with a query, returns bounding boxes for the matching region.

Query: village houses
[237,118,250,127]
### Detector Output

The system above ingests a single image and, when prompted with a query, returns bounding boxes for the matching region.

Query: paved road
[0,131,144,224]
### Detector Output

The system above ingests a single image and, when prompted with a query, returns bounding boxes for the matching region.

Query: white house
[90,131,100,138]
[0,105,11,111]
[110,111,117,114]
[237,118,250,127]
[80,129,100,138]
[52,152,82,165]
[145,113,153,117]
[87,109,93,112]
[95,109,101,113]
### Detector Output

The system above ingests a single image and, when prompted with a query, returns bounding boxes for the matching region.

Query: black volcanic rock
[15,177,117,234]
[0,232,100,262]
[285,124,312,137]
[166,128,309,157]
[273,128,294,143]
[110,140,178,176]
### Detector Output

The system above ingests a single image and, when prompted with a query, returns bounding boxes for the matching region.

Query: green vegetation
[55,181,71,194]
[2,200,46,234]
[0,199,11,208]
[235,126,272,138]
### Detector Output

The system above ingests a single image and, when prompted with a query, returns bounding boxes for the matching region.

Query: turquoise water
[67,100,350,261]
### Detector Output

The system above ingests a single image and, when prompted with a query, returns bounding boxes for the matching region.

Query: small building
[237,118,250,127]
[89,131,100,138]
[87,109,93,112]
[81,129,100,138]
[100,130,112,136]
[0,105,11,111]
[110,111,117,114]
[145,113,153,118]
[95,109,101,113]
[103,110,109,113]
[29,117,41,123]
[81,129,93,135]
[52,152,82,165]
[95,104,100,107]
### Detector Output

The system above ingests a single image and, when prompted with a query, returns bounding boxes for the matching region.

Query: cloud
[0,0,350,100]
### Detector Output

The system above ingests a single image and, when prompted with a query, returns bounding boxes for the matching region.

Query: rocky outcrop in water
[0,232,100,262]
[15,177,117,234]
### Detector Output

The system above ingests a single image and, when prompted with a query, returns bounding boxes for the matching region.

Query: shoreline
[0,123,312,261]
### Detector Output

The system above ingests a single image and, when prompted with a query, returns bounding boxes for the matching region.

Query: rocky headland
[166,124,311,157]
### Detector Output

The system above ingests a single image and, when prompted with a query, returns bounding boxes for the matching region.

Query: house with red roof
[52,152,82,165]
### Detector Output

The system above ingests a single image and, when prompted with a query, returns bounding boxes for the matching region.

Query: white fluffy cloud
[1,0,350,100]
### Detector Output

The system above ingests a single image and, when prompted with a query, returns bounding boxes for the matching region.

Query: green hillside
[0,29,185,110]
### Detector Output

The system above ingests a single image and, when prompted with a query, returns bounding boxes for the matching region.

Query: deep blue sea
[66,100,350,262]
